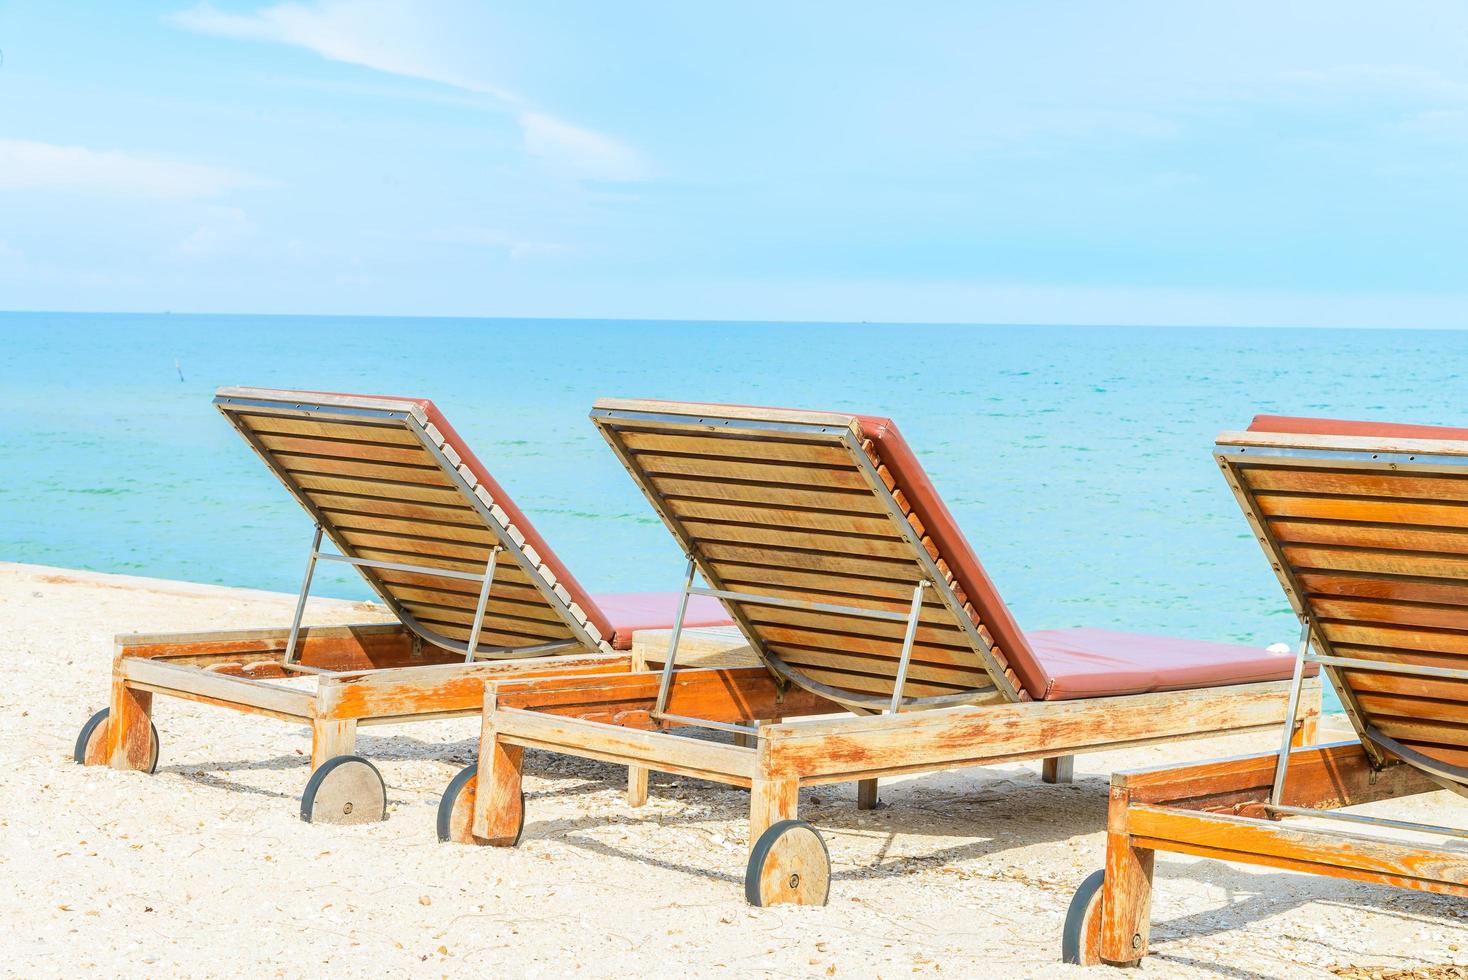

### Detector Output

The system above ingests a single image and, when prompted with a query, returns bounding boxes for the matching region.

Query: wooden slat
[1258,493,1468,529]
[1355,691,1468,724]
[1242,466,1468,502]
[1297,571,1468,606]
[742,603,971,648]
[407,617,573,648]
[621,429,856,466]
[756,625,980,665]
[767,661,971,698]
[1284,545,1468,581]
[1311,596,1468,632]
[386,586,567,623]
[632,453,866,488]
[236,412,421,446]
[319,508,497,546]
[717,576,958,625]
[1371,715,1468,747]
[1272,519,1468,556]
[338,529,496,563]
[400,600,574,637]
[666,498,895,537]
[700,542,921,581]
[276,453,454,487]
[254,432,434,466]
[684,521,914,560]
[1322,621,1468,655]
[765,643,986,688]
[306,492,481,526]
[647,475,887,515]
[291,471,467,506]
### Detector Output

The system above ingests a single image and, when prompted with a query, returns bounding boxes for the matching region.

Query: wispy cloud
[169,1,653,180]
[423,226,570,260]
[0,139,259,197]
[178,206,260,256]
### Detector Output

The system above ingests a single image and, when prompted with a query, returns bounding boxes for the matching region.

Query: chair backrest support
[591,399,1026,711]
[1217,417,1468,790]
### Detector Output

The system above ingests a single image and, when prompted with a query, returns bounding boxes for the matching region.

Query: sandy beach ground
[1,561,1464,978]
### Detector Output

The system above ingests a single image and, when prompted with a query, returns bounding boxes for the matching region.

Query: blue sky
[2,2,1467,327]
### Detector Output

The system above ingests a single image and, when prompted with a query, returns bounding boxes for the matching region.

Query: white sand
[1,561,1465,978]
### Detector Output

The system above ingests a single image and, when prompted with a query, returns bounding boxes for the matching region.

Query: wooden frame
[447,664,1319,903]
[1071,740,1462,966]
[83,620,627,800]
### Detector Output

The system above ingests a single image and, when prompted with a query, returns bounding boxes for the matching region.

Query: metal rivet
[1132,933,1142,949]
[788,873,800,889]
[343,802,354,815]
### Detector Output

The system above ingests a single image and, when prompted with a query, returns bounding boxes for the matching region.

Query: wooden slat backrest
[215,388,603,657]
[591,400,1022,711]
[1216,427,1468,784]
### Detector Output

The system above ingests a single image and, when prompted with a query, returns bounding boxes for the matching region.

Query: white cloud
[178,206,259,256]
[169,1,651,180]
[424,226,569,260]
[0,140,257,198]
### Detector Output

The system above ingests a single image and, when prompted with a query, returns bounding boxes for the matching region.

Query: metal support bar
[652,559,698,721]
[1307,653,1468,682]
[283,524,325,666]
[1262,802,1468,840]
[889,580,931,714]
[462,547,504,663]
[1269,619,1313,806]
[687,586,912,623]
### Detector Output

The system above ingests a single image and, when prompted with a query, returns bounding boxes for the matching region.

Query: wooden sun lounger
[440,400,1320,905]
[73,388,729,824]
[1065,415,1468,966]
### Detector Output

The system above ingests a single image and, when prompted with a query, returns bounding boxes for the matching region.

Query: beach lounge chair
[441,400,1318,904]
[73,388,729,824]
[1063,415,1468,966]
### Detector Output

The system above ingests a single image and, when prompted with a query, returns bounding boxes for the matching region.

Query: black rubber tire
[436,764,526,845]
[300,754,387,824]
[1061,868,1107,964]
[745,819,831,907]
[73,708,160,774]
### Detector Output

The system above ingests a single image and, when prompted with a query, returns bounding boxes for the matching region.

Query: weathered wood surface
[107,679,154,771]
[1126,805,1468,895]
[749,777,800,851]
[120,657,314,720]
[758,679,1316,781]
[317,653,630,721]
[1115,739,1441,810]
[116,622,432,673]
[631,625,761,670]
[488,667,839,729]
[1217,430,1468,457]
[1100,785,1153,964]
[493,706,755,784]
[471,724,525,844]
[311,719,357,769]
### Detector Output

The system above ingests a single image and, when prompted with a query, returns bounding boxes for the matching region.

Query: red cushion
[590,593,732,650]
[1248,415,1468,441]
[1026,627,1307,700]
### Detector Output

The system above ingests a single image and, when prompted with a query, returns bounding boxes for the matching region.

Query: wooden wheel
[1061,869,1106,965]
[73,708,159,774]
[745,820,831,907]
[436,764,526,846]
[300,755,386,825]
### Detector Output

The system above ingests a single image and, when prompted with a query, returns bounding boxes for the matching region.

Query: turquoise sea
[6,312,1468,713]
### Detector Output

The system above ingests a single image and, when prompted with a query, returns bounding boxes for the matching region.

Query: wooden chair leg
[627,765,649,808]
[1099,788,1154,964]
[311,719,358,771]
[471,730,525,845]
[1043,756,1075,784]
[749,776,799,851]
[856,778,879,810]
[107,680,154,771]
